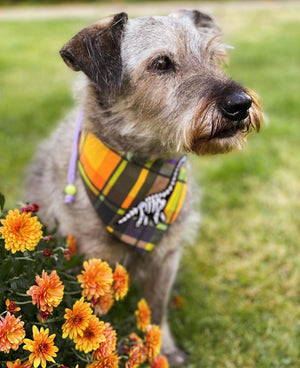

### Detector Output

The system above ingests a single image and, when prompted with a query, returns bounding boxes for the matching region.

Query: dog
[26,10,263,366]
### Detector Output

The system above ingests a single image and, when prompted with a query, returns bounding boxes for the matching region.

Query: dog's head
[60,11,262,157]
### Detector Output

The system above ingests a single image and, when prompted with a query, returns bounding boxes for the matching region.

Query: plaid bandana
[78,131,187,252]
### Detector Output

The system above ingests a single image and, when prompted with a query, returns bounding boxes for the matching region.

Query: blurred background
[0,1,299,367]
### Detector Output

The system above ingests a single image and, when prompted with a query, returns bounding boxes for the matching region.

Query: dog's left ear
[169,9,219,33]
[60,12,128,96]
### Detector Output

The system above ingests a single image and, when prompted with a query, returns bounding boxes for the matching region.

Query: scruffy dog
[27,10,262,366]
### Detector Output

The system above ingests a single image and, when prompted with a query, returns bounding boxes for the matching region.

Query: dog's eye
[149,56,175,74]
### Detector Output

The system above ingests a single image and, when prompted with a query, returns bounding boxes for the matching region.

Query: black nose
[221,92,252,121]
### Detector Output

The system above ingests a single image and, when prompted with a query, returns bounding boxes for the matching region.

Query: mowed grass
[0,5,299,367]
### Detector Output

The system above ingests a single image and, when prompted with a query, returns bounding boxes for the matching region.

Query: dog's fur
[26,10,262,366]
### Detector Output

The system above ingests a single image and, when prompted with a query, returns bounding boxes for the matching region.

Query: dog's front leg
[140,246,187,366]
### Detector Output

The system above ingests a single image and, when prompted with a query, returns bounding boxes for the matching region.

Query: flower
[42,248,52,257]
[92,322,117,359]
[62,298,92,339]
[77,258,113,300]
[113,263,129,301]
[135,298,151,332]
[126,345,147,368]
[150,355,169,368]
[145,325,161,359]
[23,325,58,368]
[27,270,64,313]
[44,235,52,242]
[0,313,25,353]
[92,292,114,316]
[6,359,31,368]
[73,314,105,353]
[0,209,43,253]
[87,353,119,368]
[20,203,40,213]
[5,299,21,314]
[39,311,50,323]
[67,233,77,256]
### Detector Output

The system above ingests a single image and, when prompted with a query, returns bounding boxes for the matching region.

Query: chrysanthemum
[67,233,77,256]
[112,263,129,301]
[92,323,117,359]
[77,259,113,300]
[145,325,161,359]
[150,355,169,368]
[135,298,151,332]
[0,313,25,353]
[73,315,105,353]
[0,209,43,253]
[6,359,31,368]
[87,353,119,368]
[5,299,21,314]
[62,298,92,339]
[23,326,58,368]
[126,345,147,368]
[27,270,64,313]
[92,292,114,316]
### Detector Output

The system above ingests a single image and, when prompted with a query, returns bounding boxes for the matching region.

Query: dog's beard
[181,89,263,155]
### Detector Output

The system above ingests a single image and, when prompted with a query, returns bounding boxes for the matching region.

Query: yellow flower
[0,209,43,253]
[150,355,169,368]
[73,315,105,353]
[92,291,114,316]
[6,359,31,368]
[77,258,113,300]
[113,263,129,301]
[88,352,120,368]
[23,325,58,368]
[92,322,117,359]
[135,298,151,332]
[27,270,64,313]
[145,325,161,359]
[62,298,92,339]
[0,313,25,353]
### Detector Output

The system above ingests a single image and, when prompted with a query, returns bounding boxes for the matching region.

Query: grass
[0,5,299,367]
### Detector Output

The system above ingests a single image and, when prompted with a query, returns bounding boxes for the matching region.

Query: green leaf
[0,193,5,214]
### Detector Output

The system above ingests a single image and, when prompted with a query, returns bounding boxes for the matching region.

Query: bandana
[77,131,187,252]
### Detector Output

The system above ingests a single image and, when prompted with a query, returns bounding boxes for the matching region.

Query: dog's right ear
[60,12,128,96]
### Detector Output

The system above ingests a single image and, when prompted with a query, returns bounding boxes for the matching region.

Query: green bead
[65,184,77,196]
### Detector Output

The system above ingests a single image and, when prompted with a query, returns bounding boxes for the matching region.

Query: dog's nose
[221,92,252,121]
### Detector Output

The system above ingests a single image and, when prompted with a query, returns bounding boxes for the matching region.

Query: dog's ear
[169,9,219,32]
[60,12,128,96]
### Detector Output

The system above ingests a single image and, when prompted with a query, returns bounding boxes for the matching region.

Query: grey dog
[27,10,263,366]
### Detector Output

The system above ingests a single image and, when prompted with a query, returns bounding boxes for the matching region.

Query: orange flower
[113,263,129,301]
[23,325,58,368]
[73,314,105,353]
[27,270,64,313]
[5,299,21,314]
[0,313,25,353]
[87,353,119,368]
[67,233,77,256]
[126,345,147,368]
[92,322,117,359]
[145,325,161,359]
[77,259,113,300]
[135,298,151,332]
[0,209,43,253]
[6,359,31,368]
[150,355,169,368]
[62,298,92,339]
[92,292,114,316]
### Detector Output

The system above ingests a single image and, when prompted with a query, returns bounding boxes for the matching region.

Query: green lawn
[0,5,299,367]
